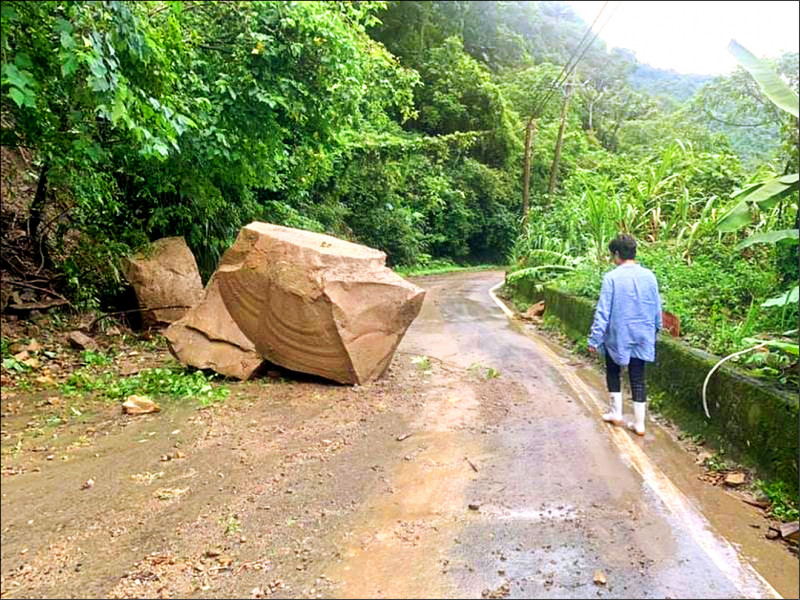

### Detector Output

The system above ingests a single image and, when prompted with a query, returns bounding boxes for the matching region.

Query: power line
[531,0,621,117]
[535,0,620,115]
[526,1,609,118]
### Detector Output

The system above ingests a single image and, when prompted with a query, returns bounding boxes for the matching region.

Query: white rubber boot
[627,402,646,436]
[602,392,623,425]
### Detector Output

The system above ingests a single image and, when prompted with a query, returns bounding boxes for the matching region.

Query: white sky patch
[564,1,800,75]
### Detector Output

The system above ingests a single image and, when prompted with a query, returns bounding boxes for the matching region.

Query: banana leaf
[735,228,799,250]
[729,40,799,117]
[717,174,799,232]
[742,337,799,357]
[761,285,799,308]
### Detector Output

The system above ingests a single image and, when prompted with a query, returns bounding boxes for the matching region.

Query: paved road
[329,270,794,599]
[1,270,795,599]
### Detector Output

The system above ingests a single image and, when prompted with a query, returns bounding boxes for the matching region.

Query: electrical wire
[530,1,610,115]
[531,0,621,117]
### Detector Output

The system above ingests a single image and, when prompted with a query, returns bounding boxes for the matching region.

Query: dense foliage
[1,1,798,383]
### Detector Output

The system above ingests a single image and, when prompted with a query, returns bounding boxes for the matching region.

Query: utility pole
[521,116,539,227]
[547,82,573,199]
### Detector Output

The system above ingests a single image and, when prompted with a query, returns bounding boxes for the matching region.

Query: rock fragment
[122,395,160,415]
[164,277,265,380]
[723,472,746,487]
[67,331,97,351]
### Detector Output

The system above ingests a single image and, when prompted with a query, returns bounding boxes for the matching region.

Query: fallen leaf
[130,471,164,484]
[22,357,40,369]
[153,487,188,500]
[217,556,233,567]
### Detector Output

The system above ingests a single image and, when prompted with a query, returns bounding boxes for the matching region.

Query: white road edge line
[488,280,782,600]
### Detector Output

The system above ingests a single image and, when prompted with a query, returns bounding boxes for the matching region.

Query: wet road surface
[1,270,796,599]
[329,271,796,599]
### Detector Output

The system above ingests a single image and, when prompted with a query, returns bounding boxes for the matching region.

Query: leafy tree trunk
[27,162,50,245]
[521,117,539,226]
[548,84,573,198]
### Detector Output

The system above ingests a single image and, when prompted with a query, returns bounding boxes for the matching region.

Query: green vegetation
[1,3,796,383]
[394,260,505,277]
[60,365,229,406]
[410,355,431,372]
[220,514,242,536]
[80,349,111,366]
[469,362,501,380]
[758,480,800,522]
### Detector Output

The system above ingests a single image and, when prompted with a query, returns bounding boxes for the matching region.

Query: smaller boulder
[122,237,204,326]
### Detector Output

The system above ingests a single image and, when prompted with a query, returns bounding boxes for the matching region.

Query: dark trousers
[605,353,646,403]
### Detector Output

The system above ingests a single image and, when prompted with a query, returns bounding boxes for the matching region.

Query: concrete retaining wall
[508,280,799,488]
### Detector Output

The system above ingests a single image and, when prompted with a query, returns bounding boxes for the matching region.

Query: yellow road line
[488,281,781,599]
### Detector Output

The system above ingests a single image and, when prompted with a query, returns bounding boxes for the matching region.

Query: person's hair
[608,234,637,260]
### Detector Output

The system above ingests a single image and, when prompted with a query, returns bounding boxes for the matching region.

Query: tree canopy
[1,1,797,350]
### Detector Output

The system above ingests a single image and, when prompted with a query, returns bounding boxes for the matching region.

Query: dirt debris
[482,580,511,598]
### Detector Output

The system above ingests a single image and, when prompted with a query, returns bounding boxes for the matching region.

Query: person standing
[587,234,662,436]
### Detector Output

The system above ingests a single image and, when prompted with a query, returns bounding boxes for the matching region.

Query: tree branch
[703,110,775,128]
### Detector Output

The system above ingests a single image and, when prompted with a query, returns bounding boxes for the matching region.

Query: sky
[564,1,800,75]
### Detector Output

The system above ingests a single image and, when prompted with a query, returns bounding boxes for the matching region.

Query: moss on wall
[510,283,799,488]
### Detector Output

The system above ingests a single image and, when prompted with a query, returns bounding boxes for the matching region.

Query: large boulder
[122,237,204,326]
[164,277,265,380]
[214,222,425,384]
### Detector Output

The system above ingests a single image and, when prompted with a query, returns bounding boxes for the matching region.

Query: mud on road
[1,271,798,599]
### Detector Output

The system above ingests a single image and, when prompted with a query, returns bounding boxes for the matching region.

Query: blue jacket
[588,263,662,365]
